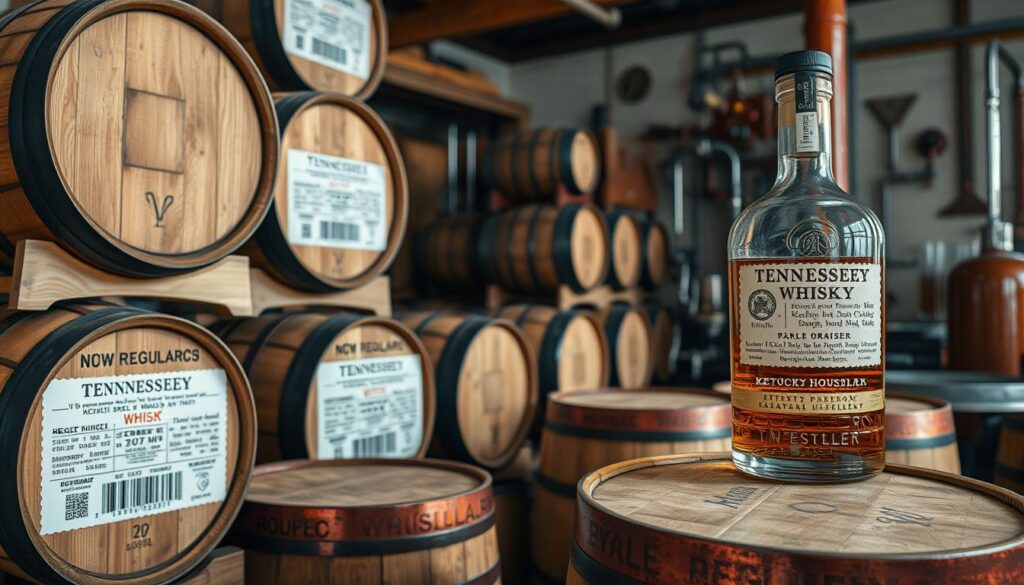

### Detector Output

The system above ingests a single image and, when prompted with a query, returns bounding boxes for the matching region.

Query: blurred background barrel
[645,303,681,384]
[0,0,278,276]
[480,204,609,293]
[416,214,487,291]
[494,479,530,585]
[198,0,388,98]
[532,388,730,583]
[598,304,653,388]
[0,302,255,585]
[886,393,960,474]
[996,414,1024,492]
[483,128,600,201]
[247,92,408,292]
[213,311,434,463]
[604,210,642,290]
[399,311,538,470]
[638,218,672,290]
[233,459,499,585]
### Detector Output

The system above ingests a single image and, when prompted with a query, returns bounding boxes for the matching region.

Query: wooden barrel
[886,392,960,474]
[399,311,538,470]
[212,312,434,464]
[605,210,642,290]
[996,414,1024,493]
[644,303,680,384]
[495,479,530,585]
[639,218,671,290]
[246,92,408,292]
[199,0,387,98]
[598,304,653,388]
[484,128,601,200]
[568,453,1024,584]
[532,388,730,583]
[0,0,278,277]
[0,303,256,584]
[480,204,609,293]
[416,214,487,291]
[233,459,500,585]
[490,304,609,411]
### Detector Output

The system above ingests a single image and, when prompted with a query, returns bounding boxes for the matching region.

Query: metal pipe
[673,158,685,237]
[556,0,621,28]
[987,41,1003,226]
[466,131,477,212]
[698,138,743,220]
[856,18,1024,55]
[446,124,459,214]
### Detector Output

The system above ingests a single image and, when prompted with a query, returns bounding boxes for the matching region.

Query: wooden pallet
[249,270,392,316]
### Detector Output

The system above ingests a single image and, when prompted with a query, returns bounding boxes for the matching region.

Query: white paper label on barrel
[315,355,423,459]
[39,369,229,535]
[283,0,372,80]
[287,149,387,252]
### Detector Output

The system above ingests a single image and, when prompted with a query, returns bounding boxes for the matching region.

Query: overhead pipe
[983,40,1020,251]
[556,0,622,28]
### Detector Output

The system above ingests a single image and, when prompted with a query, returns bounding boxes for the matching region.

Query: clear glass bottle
[727,51,886,482]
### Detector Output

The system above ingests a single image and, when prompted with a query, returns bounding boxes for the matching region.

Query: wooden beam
[389,0,636,48]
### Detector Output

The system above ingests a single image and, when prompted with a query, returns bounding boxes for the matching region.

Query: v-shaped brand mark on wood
[146,192,175,227]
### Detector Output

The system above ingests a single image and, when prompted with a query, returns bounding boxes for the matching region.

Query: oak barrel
[198,0,387,98]
[533,388,730,583]
[0,303,256,584]
[886,392,960,474]
[480,204,609,294]
[232,459,500,585]
[996,414,1024,493]
[484,128,600,200]
[0,0,278,277]
[604,210,642,290]
[644,303,680,384]
[568,453,1024,584]
[490,304,609,417]
[598,304,653,388]
[416,214,486,291]
[638,218,671,290]
[399,311,539,470]
[212,312,434,464]
[246,92,408,292]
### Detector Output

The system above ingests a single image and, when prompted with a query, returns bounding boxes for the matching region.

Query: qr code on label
[65,492,89,521]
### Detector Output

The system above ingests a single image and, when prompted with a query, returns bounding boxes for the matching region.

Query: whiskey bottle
[727,51,885,482]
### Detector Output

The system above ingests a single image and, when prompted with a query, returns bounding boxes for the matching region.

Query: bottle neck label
[794,71,820,154]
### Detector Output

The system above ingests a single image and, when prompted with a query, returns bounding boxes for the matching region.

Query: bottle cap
[775,50,833,79]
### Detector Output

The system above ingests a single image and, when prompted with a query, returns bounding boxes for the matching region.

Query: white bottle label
[736,262,883,369]
[283,0,372,80]
[40,369,229,535]
[315,355,424,459]
[287,149,388,252]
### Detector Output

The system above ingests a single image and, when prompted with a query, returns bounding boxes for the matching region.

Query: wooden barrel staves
[212,312,434,464]
[199,0,387,98]
[996,414,1024,492]
[0,0,278,276]
[567,453,1024,584]
[480,204,609,294]
[598,304,653,388]
[605,210,642,290]
[886,392,960,474]
[533,388,730,583]
[0,303,256,584]
[416,214,487,292]
[233,459,500,585]
[399,311,539,470]
[639,218,671,290]
[246,92,408,291]
[484,128,601,201]
[644,303,681,384]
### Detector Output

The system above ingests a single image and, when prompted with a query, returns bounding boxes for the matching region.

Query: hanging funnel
[866,94,917,130]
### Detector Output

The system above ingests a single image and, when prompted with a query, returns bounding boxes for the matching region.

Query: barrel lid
[546,388,730,438]
[888,370,1024,412]
[574,454,1024,584]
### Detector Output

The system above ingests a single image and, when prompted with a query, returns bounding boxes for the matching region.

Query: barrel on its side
[480,204,609,294]
[212,312,434,464]
[246,92,408,291]
[233,459,500,585]
[0,0,278,276]
[645,303,681,384]
[532,389,730,583]
[399,311,539,470]
[886,393,959,474]
[199,0,388,98]
[598,304,653,388]
[484,128,601,201]
[0,303,256,584]
[416,214,487,291]
[639,219,672,290]
[569,454,1024,584]
[605,210,642,290]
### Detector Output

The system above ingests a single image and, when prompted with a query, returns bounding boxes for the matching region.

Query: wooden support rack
[485,283,642,310]
[487,184,593,212]
[249,270,392,316]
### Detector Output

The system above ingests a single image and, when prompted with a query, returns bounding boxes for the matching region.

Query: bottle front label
[735,261,882,369]
[40,369,229,535]
[315,355,424,459]
[283,0,373,80]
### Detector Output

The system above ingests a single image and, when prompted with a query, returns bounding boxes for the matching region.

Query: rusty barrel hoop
[886,392,957,452]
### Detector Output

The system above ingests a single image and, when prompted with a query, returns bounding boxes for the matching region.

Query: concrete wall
[506,0,1024,320]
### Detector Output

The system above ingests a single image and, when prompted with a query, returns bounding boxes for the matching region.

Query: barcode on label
[296,34,304,50]
[101,471,183,514]
[335,432,397,458]
[313,38,347,65]
[301,223,312,239]
[320,221,360,242]
[65,492,89,521]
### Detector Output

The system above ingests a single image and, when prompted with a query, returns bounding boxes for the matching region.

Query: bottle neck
[775,72,836,186]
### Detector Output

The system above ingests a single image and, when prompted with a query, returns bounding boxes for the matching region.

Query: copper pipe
[805,0,849,191]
